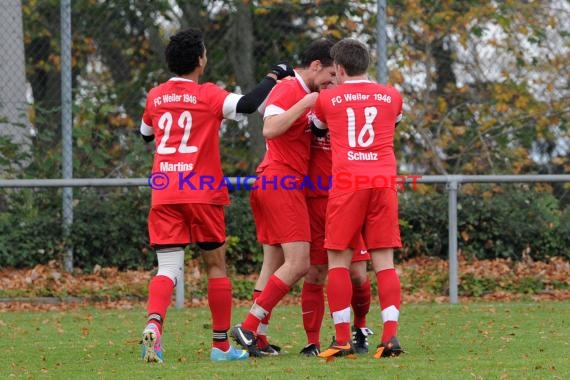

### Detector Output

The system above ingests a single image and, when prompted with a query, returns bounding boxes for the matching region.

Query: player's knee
[200,246,228,277]
[349,266,368,285]
[296,259,311,278]
[156,247,184,285]
[350,272,367,286]
[196,241,225,251]
[197,242,226,276]
[306,264,327,284]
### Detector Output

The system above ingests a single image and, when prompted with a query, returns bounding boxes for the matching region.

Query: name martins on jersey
[160,162,194,172]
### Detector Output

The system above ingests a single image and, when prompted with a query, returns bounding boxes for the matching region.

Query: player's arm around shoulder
[387,85,404,125]
[263,91,319,139]
[383,84,403,107]
[311,91,329,133]
[233,62,294,115]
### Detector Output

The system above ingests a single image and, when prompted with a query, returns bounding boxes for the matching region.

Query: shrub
[458,186,563,260]
[1,183,567,270]
[225,191,263,274]
[399,189,448,259]
[0,189,63,267]
[70,188,154,271]
[398,185,568,262]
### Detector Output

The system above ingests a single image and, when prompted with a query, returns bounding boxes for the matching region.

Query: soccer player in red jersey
[138,27,294,363]
[312,38,405,359]
[231,39,337,357]
[300,124,374,357]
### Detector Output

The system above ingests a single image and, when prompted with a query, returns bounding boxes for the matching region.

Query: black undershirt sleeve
[141,133,155,143]
[235,76,277,114]
[310,122,328,137]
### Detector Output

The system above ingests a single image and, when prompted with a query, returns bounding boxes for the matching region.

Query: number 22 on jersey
[156,111,198,154]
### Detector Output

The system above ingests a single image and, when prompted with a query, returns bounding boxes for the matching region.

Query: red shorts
[148,203,225,246]
[308,196,370,265]
[325,188,401,250]
[250,175,310,245]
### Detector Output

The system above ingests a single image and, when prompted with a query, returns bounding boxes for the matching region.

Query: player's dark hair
[165,28,205,76]
[299,38,335,68]
[331,39,370,76]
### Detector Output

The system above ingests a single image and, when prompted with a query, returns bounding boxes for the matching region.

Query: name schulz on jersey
[347,151,378,161]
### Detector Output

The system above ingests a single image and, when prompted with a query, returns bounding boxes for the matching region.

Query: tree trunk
[432,37,457,97]
[0,0,32,171]
[226,0,266,169]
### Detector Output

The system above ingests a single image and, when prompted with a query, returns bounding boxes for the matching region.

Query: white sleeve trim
[311,114,327,130]
[140,121,154,136]
[396,113,403,123]
[257,98,268,115]
[222,93,243,121]
[263,104,285,119]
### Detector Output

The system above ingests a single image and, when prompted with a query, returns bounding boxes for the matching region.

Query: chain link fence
[3,0,568,177]
[0,1,569,272]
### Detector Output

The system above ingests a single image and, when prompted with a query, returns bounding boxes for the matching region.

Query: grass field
[1,301,568,379]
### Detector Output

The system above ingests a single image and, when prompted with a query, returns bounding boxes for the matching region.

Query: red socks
[148,276,234,351]
[351,277,371,328]
[208,277,232,351]
[376,268,401,342]
[242,275,290,333]
[301,281,325,346]
[253,289,272,348]
[326,267,352,344]
[146,275,175,333]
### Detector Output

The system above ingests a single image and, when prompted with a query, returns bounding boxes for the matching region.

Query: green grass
[1,302,569,379]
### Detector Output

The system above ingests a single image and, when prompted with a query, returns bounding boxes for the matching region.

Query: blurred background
[0,0,568,273]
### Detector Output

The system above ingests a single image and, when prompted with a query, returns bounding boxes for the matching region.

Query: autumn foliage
[0,2,567,275]
[1,254,568,311]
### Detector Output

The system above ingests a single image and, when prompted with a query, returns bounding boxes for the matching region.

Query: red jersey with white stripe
[141,77,242,205]
[256,73,312,176]
[306,131,332,198]
[313,80,402,194]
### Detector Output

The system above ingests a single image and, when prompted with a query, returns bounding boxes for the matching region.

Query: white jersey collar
[294,71,311,93]
[168,77,194,82]
[344,79,373,84]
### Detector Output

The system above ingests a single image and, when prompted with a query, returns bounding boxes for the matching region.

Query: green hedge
[225,191,263,274]
[0,189,62,267]
[399,185,570,260]
[0,185,568,271]
[69,188,155,270]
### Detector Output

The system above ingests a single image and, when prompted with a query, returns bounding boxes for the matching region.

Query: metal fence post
[447,177,460,304]
[61,0,74,273]
[376,0,387,84]
[175,266,185,309]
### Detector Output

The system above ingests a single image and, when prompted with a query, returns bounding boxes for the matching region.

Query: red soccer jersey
[141,77,242,205]
[256,74,312,177]
[313,80,403,194]
[306,131,332,198]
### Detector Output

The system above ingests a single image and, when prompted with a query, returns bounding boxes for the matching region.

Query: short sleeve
[263,81,300,119]
[141,96,154,136]
[200,82,233,120]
